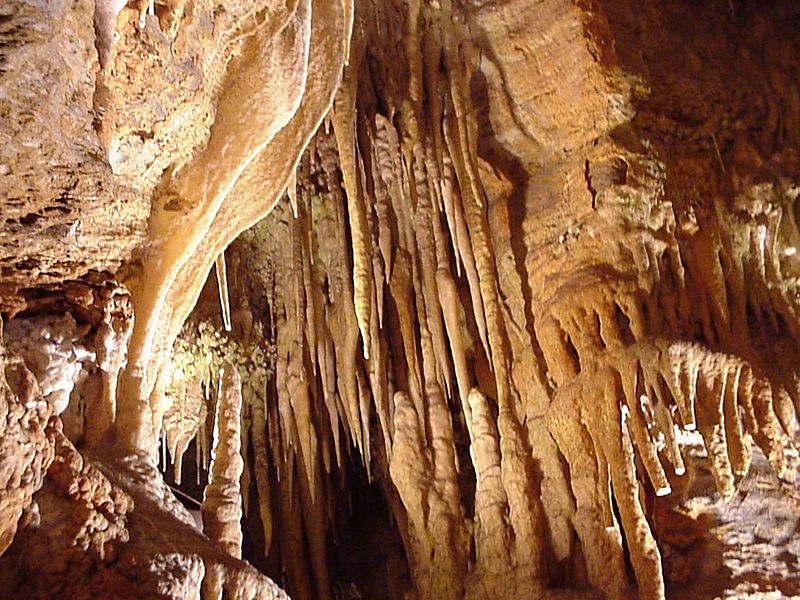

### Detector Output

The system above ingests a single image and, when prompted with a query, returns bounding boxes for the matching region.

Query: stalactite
[333,40,372,362]
[389,250,426,430]
[319,328,343,469]
[250,382,273,557]
[329,176,365,455]
[619,361,672,497]
[402,0,423,152]
[694,360,736,501]
[467,388,513,597]
[410,143,455,399]
[163,379,206,484]
[276,313,298,468]
[440,157,463,276]
[215,252,233,333]
[288,333,317,497]
[300,192,319,378]
[441,128,491,368]
[371,115,398,285]
[437,269,472,430]
[291,214,307,359]
[202,364,244,559]
[440,9,484,212]
[287,169,299,219]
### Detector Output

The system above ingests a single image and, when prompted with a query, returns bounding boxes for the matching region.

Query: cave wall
[1,0,800,599]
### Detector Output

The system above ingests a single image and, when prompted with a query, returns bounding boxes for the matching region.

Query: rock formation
[1,0,800,598]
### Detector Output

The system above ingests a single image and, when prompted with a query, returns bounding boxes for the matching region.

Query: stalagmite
[85,287,134,449]
[388,391,432,597]
[278,454,313,600]
[241,395,252,518]
[546,384,628,600]
[202,364,244,559]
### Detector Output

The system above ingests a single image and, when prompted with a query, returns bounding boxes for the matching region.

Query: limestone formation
[0,328,55,556]
[202,364,245,559]
[2,0,800,599]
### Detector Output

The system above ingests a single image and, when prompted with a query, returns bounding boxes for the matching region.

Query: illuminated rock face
[1,0,800,599]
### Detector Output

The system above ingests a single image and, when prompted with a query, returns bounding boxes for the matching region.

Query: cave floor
[669,448,800,600]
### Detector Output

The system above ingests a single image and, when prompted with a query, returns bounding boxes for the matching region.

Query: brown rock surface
[0,420,288,599]
[2,0,800,599]
[0,328,55,556]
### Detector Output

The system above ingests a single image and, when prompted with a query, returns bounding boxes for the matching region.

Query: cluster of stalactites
[155,3,800,599]
[223,162,798,598]
[233,1,557,597]
[532,192,800,600]
[546,338,799,600]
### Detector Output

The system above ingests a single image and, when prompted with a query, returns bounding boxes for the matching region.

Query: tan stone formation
[202,364,244,559]
[2,0,800,599]
[0,327,55,556]
[113,0,354,455]
[0,419,288,599]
